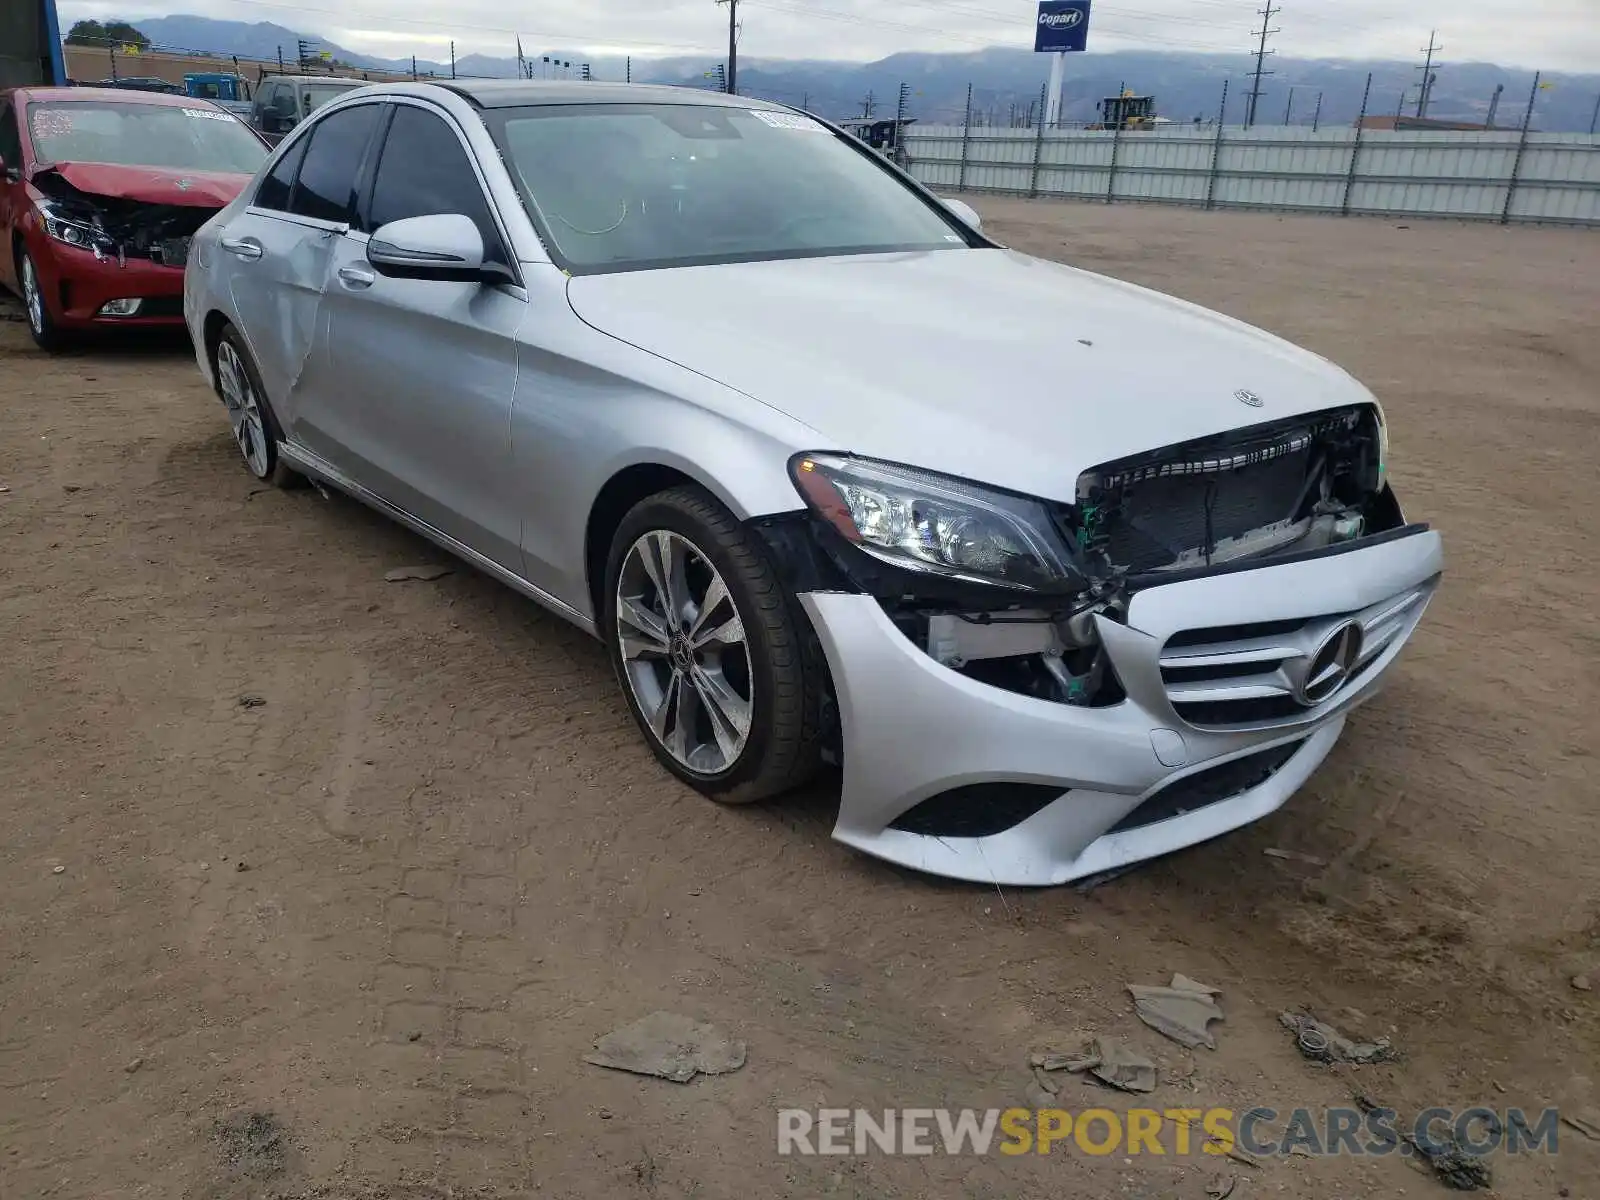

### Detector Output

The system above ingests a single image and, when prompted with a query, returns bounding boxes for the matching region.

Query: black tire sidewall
[603,490,791,799]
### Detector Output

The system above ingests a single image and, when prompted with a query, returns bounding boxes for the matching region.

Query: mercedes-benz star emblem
[1235,389,1264,408]
[1293,621,1364,706]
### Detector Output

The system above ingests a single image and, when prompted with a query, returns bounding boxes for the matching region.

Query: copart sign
[1035,0,1092,53]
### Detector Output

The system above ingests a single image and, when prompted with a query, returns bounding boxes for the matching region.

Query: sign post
[1035,0,1092,128]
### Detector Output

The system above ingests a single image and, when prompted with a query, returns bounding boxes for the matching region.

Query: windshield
[27,101,267,173]
[303,84,359,115]
[487,103,971,273]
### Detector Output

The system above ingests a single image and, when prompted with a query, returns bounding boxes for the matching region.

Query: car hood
[565,248,1377,501]
[32,162,250,207]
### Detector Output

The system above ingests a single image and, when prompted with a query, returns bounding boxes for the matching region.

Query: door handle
[220,236,263,261]
[337,264,376,289]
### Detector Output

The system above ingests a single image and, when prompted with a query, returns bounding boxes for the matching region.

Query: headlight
[35,199,113,253]
[790,453,1083,592]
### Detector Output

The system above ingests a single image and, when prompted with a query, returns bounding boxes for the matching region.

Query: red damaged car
[0,87,268,350]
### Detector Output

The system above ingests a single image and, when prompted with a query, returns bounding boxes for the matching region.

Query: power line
[1244,3,1280,128]
[1415,30,1442,119]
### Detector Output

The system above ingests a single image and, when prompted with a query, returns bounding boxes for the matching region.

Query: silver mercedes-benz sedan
[184,80,1443,887]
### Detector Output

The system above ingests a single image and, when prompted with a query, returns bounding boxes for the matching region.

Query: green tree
[65,19,152,49]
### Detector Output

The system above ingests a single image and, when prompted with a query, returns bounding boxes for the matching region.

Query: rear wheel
[214,326,303,488]
[604,486,822,804]
[18,250,67,353]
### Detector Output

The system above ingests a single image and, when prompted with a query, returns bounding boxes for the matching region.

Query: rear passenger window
[288,104,381,224]
[254,135,307,211]
[367,106,508,265]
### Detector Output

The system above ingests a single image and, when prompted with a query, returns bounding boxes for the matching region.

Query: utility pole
[1591,90,1600,136]
[1311,90,1323,131]
[862,90,875,118]
[626,56,632,84]
[449,40,456,80]
[1244,4,1280,128]
[1283,85,1295,125]
[1416,31,1442,119]
[716,0,738,95]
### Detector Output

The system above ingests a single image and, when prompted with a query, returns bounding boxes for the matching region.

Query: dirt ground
[2,202,1597,1200]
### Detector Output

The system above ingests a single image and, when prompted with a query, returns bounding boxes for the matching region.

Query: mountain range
[123,14,1600,132]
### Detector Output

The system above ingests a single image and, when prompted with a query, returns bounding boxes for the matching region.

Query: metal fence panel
[904,123,1600,228]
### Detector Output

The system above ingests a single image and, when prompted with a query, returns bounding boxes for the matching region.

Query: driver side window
[0,101,21,170]
[363,106,509,267]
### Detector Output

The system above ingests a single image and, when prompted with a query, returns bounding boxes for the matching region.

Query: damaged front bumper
[800,526,1443,887]
[28,239,187,328]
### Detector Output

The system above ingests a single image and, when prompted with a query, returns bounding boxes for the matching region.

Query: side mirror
[368,214,495,282]
[0,155,16,184]
[940,197,982,231]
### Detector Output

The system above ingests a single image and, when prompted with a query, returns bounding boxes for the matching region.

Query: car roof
[12,86,215,107]
[435,79,788,112]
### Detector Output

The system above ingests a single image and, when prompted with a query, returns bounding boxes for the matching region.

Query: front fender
[509,278,832,618]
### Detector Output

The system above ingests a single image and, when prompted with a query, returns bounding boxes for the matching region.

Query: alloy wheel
[616,530,753,776]
[216,340,271,478]
[20,255,44,337]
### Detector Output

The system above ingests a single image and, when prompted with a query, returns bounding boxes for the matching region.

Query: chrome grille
[1158,584,1434,729]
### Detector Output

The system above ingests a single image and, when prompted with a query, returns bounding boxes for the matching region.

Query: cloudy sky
[58,0,1600,71]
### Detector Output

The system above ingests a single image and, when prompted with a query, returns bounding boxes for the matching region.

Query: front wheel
[18,250,67,352]
[604,486,822,804]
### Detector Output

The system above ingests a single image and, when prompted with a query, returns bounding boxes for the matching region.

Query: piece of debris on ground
[1128,974,1225,1050]
[383,565,453,583]
[1355,1094,1492,1191]
[1561,1111,1600,1141]
[1033,1036,1157,1093]
[1279,1010,1398,1064]
[583,1011,746,1083]
[1205,1172,1237,1199]
[237,694,266,708]
[1264,847,1326,866]
[211,1110,290,1180]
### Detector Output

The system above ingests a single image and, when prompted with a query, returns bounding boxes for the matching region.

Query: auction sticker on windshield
[182,108,237,122]
[748,110,828,133]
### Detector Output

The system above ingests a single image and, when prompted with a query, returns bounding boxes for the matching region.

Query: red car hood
[34,162,250,207]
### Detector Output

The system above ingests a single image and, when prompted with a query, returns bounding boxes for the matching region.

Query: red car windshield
[27,101,267,173]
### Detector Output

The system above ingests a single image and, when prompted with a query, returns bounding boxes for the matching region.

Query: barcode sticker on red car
[182,108,236,122]
[748,111,827,133]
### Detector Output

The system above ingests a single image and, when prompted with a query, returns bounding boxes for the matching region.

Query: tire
[603,485,822,804]
[18,248,68,353]
[214,324,303,488]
